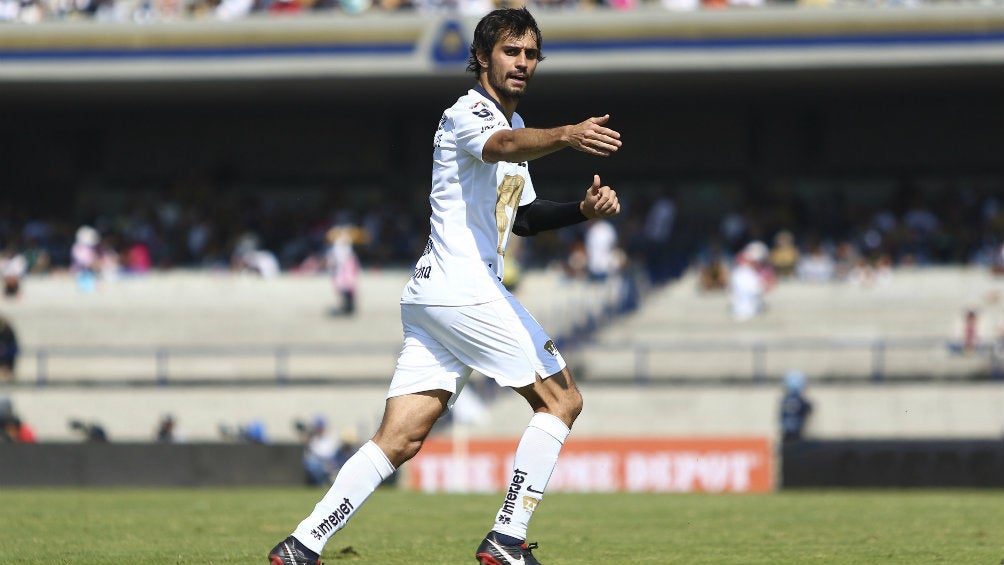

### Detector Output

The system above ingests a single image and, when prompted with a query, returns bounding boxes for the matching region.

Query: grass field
[1,487,1002,564]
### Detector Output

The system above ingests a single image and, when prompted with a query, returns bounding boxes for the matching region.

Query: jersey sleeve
[453,100,511,163]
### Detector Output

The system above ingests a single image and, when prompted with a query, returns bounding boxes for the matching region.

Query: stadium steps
[570,266,1001,382]
[2,268,621,384]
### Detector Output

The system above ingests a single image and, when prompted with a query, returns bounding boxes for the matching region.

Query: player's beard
[487,65,530,102]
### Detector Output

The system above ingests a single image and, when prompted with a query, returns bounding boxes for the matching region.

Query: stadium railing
[16,334,1002,386]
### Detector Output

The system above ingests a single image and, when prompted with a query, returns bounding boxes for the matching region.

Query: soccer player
[268,7,622,565]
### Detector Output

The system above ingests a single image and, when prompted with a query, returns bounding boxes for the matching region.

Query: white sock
[291,440,395,554]
[492,412,570,541]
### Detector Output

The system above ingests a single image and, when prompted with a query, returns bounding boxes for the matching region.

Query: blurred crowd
[1,0,989,25]
[0,184,412,294]
[2,181,1004,299]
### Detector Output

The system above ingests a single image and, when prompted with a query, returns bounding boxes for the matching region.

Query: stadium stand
[2,268,619,384]
[575,266,1004,383]
[2,265,1003,443]
[2,3,1003,447]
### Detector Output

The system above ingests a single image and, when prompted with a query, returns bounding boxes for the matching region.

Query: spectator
[768,230,799,279]
[729,240,772,322]
[2,414,36,443]
[992,242,1004,276]
[948,309,982,355]
[156,414,178,443]
[69,419,109,442]
[215,0,254,20]
[963,309,980,353]
[697,242,730,292]
[1,246,28,299]
[296,416,359,487]
[219,419,268,443]
[299,416,339,486]
[124,238,154,274]
[796,241,836,283]
[584,218,620,283]
[325,226,362,316]
[97,237,123,282]
[832,239,861,281]
[563,234,588,280]
[0,316,19,383]
[71,226,100,293]
[232,232,280,278]
[780,369,813,443]
[21,237,51,275]
[641,192,676,284]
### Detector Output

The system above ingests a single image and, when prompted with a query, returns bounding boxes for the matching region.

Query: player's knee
[374,434,427,467]
[547,387,582,429]
[396,438,426,463]
[566,388,583,425]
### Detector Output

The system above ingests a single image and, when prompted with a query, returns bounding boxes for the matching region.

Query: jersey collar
[473,84,510,126]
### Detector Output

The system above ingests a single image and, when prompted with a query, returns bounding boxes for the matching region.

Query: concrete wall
[0,443,305,487]
[782,440,1004,487]
[5,382,1003,443]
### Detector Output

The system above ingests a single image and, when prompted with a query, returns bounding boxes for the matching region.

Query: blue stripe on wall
[0,42,415,61]
[546,30,1004,51]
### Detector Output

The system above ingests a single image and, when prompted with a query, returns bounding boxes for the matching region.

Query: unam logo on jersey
[543,340,559,356]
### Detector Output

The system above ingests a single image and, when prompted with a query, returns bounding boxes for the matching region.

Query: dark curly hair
[466,7,545,77]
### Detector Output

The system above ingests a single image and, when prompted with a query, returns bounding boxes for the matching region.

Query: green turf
[1,487,1001,564]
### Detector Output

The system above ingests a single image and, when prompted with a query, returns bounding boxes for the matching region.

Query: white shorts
[387,296,566,404]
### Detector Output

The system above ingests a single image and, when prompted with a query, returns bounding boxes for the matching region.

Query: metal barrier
[20,343,401,386]
[17,337,1002,386]
[579,337,1004,384]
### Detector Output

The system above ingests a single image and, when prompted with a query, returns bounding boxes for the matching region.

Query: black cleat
[475,531,542,565]
[267,536,323,565]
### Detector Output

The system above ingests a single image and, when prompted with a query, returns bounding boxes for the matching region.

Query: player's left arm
[512,174,620,236]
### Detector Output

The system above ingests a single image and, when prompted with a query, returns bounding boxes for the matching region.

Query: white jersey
[401,86,537,306]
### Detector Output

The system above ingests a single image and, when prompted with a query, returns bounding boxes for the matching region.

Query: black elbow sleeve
[513,199,588,236]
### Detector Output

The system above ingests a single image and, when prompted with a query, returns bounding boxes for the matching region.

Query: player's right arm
[482,115,622,164]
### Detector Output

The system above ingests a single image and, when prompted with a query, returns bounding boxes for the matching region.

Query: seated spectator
[0,246,27,299]
[156,414,178,443]
[0,316,18,383]
[69,419,109,442]
[71,226,100,294]
[769,230,799,279]
[796,242,836,283]
[124,239,153,274]
[298,416,339,486]
[832,240,861,281]
[585,218,621,283]
[2,414,36,443]
[697,243,730,292]
[730,240,772,322]
[219,419,268,443]
[992,243,1004,276]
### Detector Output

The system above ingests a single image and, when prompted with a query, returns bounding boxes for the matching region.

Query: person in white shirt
[584,218,619,282]
[730,240,770,322]
[268,8,622,565]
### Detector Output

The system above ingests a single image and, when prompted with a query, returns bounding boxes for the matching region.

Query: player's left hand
[580,174,620,219]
